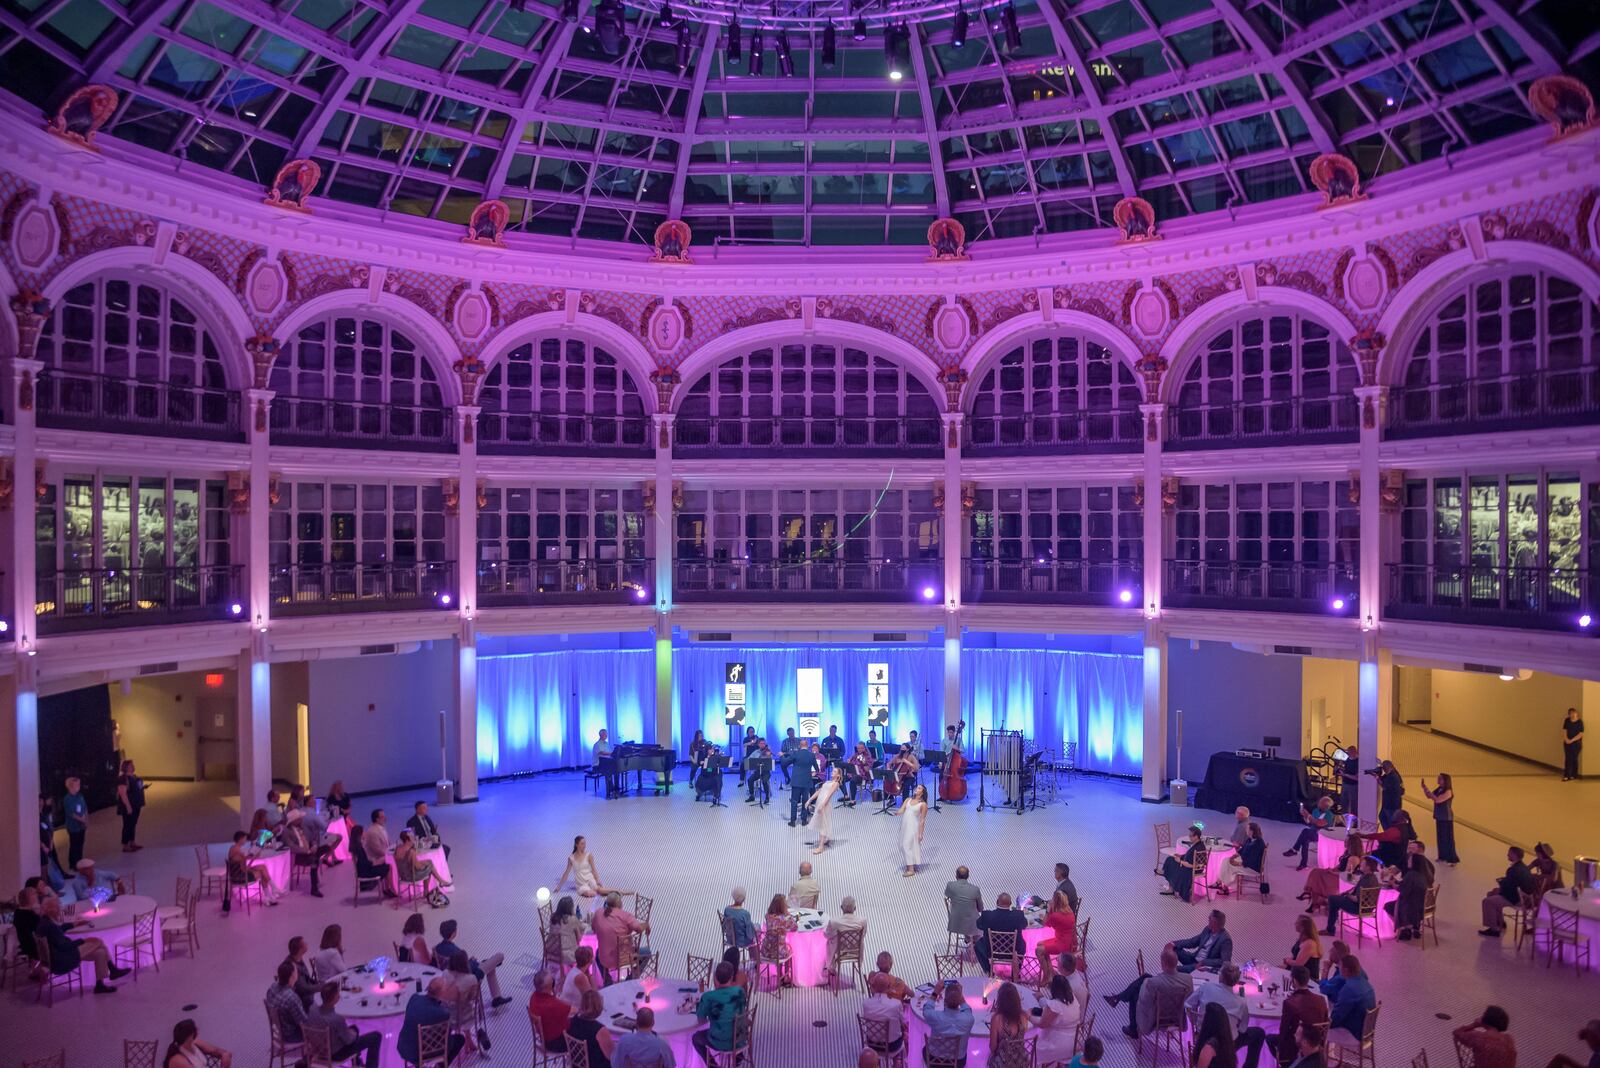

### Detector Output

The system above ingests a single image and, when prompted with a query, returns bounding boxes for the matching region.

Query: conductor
[781,742,820,828]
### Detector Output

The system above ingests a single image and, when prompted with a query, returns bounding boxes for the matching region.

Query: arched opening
[36,274,240,438]
[674,339,942,454]
[964,330,1142,453]
[1169,311,1359,447]
[477,335,652,454]
[1390,267,1600,436]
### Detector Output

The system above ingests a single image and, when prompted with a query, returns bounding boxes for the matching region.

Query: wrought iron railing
[477,559,652,606]
[269,561,456,615]
[961,558,1142,605]
[1164,559,1358,612]
[1386,562,1594,630]
[674,557,941,600]
[1386,368,1600,437]
[964,410,1141,454]
[476,412,652,455]
[672,416,943,455]
[269,395,455,451]
[35,565,243,632]
[35,368,242,440]
[1166,395,1359,449]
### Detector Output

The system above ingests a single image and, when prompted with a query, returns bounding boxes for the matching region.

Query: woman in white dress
[559,944,599,1008]
[900,784,928,876]
[554,835,617,898]
[806,768,843,854]
[1033,972,1083,1066]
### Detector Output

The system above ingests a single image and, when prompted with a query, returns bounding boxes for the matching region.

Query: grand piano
[599,743,675,798]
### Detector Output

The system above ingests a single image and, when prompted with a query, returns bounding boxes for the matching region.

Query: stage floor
[14,768,1596,1067]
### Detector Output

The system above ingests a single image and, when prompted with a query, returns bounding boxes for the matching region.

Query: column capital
[652,410,675,451]
[456,404,480,447]
[244,388,275,439]
[1138,402,1166,446]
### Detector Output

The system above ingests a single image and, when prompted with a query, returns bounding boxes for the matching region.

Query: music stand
[921,748,947,813]
[701,754,730,808]
[744,756,773,808]
[874,767,900,815]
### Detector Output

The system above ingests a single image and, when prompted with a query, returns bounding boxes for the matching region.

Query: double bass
[940,720,968,802]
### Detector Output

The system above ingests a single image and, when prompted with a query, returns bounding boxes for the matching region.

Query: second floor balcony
[36,565,243,633]
[672,416,942,457]
[476,412,651,456]
[269,395,455,452]
[36,368,242,441]
[1167,396,1359,450]
[964,410,1142,455]
[477,559,652,606]
[1386,368,1600,438]
[675,557,940,601]
[1164,558,1359,613]
[269,561,456,616]
[961,558,1141,606]
[1386,562,1595,631]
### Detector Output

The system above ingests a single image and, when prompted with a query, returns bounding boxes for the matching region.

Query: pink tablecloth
[250,849,293,894]
[1336,877,1400,939]
[386,847,452,895]
[64,894,163,979]
[1161,840,1239,887]
[1317,829,1354,869]
[600,977,702,1064]
[327,816,353,862]
[906,975,1045,1067]
[761,909,829,987]
[331,962,440,1068]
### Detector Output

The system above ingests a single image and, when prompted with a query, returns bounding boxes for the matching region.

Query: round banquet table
[1542,886,1600,949]
[330,961,442,1068]
[1160,839,1238,888]
[1316,828,1355,869]
[63,893,162,974]
[908,974,1044,1067]
[1019,905,1076,959]
[246,847,293,894]
[784,908,829,987]
[326,815,354,863]
[599,976,705,1064]
[1335,877,1401,939]
[1191,964,1310,1023]
[386,846,453,895]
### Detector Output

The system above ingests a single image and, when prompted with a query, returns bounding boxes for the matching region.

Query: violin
[940,720,968,802]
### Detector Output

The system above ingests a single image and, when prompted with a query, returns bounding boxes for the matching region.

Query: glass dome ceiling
[1,0,1592,248]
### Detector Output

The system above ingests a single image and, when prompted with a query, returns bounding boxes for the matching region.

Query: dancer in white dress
[806,768,843,854]
[553,835,624,898]
[900,784,928,876]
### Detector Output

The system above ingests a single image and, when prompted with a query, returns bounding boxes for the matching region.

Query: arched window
[36,275,235,434]
[477,337,650,452]
[269,314,450,447]
[1171,312,1359,444]
[676,341,941,452]
[966,333,1142,451]
[1394,269,1599,432]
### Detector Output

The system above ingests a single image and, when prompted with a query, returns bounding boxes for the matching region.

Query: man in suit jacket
[781,743,820,827]
[1284,1023,1328,1068]
[1107,945,1192,1039]
[974,893,1027,975]
[944,866,983,941]
[1479,846,1538,935]
[405,801,450,859]
[1052,863,1080,915]
[397,977,464,1066]
[1172,909,1233,972]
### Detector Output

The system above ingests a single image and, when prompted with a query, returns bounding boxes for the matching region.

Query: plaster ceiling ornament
[1132,353,1168,404]
[226,472,249,515]
[453,355,488,406]
[1380,470,1405,514]
[1112,196,1160,243]
[46,84,117,150]
[263,159,322,213]
[463,200,510,247]
[7,196,60,271]
[1309,153,1366,208]
[1128,284,1171,339]
[651,219,692,263]
[1529,75,1597,141]
[442,478,461,518]
[927,217,968,262]
[243,256,289,316]
[931,301,971,355]
[645,300,687,353]
[649,366,681,413]
[453,290,493,340]
[641,480,656,516]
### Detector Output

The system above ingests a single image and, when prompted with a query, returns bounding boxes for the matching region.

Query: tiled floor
[11,767,1598,1067]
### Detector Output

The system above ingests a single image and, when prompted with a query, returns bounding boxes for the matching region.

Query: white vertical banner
[867,662,889,727]
[796,667,823,737]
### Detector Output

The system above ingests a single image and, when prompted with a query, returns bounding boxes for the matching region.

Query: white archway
[957,309,1146,413]
[273,290,465,406]
[477,310,658,406]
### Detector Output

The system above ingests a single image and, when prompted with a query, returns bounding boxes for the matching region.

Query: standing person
[944,866,984,945]
[899,784,928,877]
[39,795,62,876]
[62,776,89,869]
[1562,707,1584,781]
[1421,773,1459,864]
[1373,760,1404,829]
[780,736,820,828]
[116,759,146,852]
[806,767,843,854]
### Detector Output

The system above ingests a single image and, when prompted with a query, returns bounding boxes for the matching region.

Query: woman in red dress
[1034,889,1077,984]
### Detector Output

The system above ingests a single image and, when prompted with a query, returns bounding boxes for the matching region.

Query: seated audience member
[12,885,45,963]
[1386,844,1435,942]
[1283,915,1324,973]
[68,858,124,902]
[1159,825,1209,902]
[350,825,394,898]
[442,952,486,1049]
[1239,964,1328,1068]
[266,960,309,1042]
[362,810,392,866]
[692,959,749,1063]
[1056,952,1090,1007]
[1185,962,1248,1036]
[860,1051,880,1068]
[988,981,1029,1055]
[311,982,383,1068]
[550,895,585,965]
[312,924,348,981]
[398,977,465,1067]
[762,895,796,962]
[612,1006,674,1067]
[1035,889,1077,983]
[723,887,757,949]
[222,831,282,913]
[1284,796,1340,870]
[1532,842,1565,892]
[395,830,450,906]
[861,973,907,1055]
[1035,972,1083,1066]
[592,891,648,985]
[248,807,279,844]
[1103,944,1192,1039]
[282,810,329,897]
[528,965,572,1048]
[164,1019,233,1068]
[822,896,867,981]
[944,866,984,944]
[1324,955,1375,1041]
[923,979,976,1063]
[788,862,821,909]
[1453,1007,1516,1068]
[435,918,512,1007]
[1053,863,1081,915]
[399,914,430,964]
[721,947,749,992]
[566,989,616,1068]
[285,935,319,1006]
[1173,909,1232,972]
[1192,1002,1239,1068]
[1479,846,1538,936]
[406,800,451,859]
[1319,940,1350,984]
[29,887,130,993]
[1283,1024,1327,1068]
[560,945,599,1009]
[1228,807,1252,849]
[974,892,1027,975]
[1541,1019,1600,1068]
[1227,822,1269,894]
[1300,835,1365,911]
[1323,858,1380,937]
[1356,809,1416,869]
[325,781,353,818]
[1071,1035,1104,1068]
[868,952,912,1002]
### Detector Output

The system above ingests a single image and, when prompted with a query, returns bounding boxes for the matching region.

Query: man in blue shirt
[923,980,976,1053]
[722,888,757,948]
[1324,955,1375,1040]
[62,776,90,870]
[613,1006,675,1067]
[396,977,464,1066]
[68,858,122,902]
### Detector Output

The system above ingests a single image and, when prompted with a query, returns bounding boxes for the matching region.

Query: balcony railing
[477,559,652,606]
[1166,395,1359,450]
[1386,562,1595,630]
[269,396,455,452]
[1164,559,1359,613]
[477,412,651,456]
[1386,368,1600,438]
[672,416,942,456]
[675,557,940,601]
[36,565,243,633]
[36,368,242,441]
[965,410,1142,455]
[269,561,456,615]
[961,558,1141,606]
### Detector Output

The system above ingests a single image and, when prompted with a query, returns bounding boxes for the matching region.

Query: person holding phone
[1421,773,1459,864]
[1283,796,1340,871]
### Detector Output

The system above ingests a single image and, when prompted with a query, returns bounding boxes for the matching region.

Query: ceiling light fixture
[821,22,837,68]
[749,28,765,75]
[675,20,691,68]
[726,18,742,63]
[560,0,579,21]
[852,14,867,40]
[1002,3,1021,51]
[775,28,794,76]
[951,3,968,48]
[595,0,626,55]
[659,0,674,26]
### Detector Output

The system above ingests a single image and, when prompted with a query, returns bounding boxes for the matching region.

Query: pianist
[593,729,620,799]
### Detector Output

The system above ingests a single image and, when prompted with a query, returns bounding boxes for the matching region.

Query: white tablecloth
[1316,829,1354,869]
[907,975,1043,1067]
[64,893,163,976]
[599,976,704,1064]
[247,848,293,894]
[1161,839,1239,887]
[1542,887,1600,950]
[329,961,442,1068]
[386,847,453,895]
[1192,965,1309,1023]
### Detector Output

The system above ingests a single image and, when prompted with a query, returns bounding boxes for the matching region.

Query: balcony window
[477,336,651,453]
[966,331,1142,453]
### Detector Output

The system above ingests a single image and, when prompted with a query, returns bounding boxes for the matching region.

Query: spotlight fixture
[884,22,908,81]
[1330,597,1346,612]
[951,2,967,48]
[749,28,764,74]
[1117,588,1134,604]
[560,0,580,21]
[727,18,742,63]
[852,14,867,40]
[634,587,649,601]
[1579,612,1593,628]
[821,22,837,68]
[775,28,793,76]
[1002,2,1021,51]
[1498,673,1515,682]
[675,21,691,68]
[0,619,8,633]
[440,592,453,607]
[659,0,674,26]
[595,0,626,56]
[230,602,243,616]
[921,585,937,601]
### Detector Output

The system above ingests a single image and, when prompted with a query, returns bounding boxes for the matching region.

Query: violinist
[889,745,920,804]
[846,743,877,807]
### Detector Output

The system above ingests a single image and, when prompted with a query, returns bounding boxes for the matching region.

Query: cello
[940,720,969,802]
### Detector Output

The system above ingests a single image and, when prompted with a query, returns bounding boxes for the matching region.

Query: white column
[10,360,42,656]
[652,414,675,747]
[238,385,274,822]
[1354,386,1384,632]
[1139,402,1168,799]
[237,638,272,826]
[456,619,478,801]
[1355,635,1392,823]
[0,663,37,895]
[941,411,963,731]
[245,387,274,630]
[1141,622,1168,801]
[454,405,480,801]
[1139,403,1165,617]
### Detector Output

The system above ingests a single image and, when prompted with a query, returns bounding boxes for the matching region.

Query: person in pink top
[590,891,648,985]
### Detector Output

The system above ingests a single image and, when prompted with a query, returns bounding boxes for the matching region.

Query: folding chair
[124,1039,159,1068]
[1327,1002,1380,1068]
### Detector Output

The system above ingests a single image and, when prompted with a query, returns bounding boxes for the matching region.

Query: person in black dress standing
[116,759,146,852]
[1421,773,1459,864]
[1561,707,1584,781]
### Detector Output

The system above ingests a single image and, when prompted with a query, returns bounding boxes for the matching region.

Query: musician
[846,743,876,807]
[689,730,710,784]
[695,745,725,805]
[738,726,758,783]
[781,742,820,828]
[865,730,885,761]
[905,729,922,755]
[779,729,803,784]
[593,729,620,799]
[889,745,920,805]
[744,740,774,804]
[943,725,960,756]
[819,725,846,766]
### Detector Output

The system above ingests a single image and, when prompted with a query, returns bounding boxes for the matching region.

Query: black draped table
[1193,752,1310,823]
